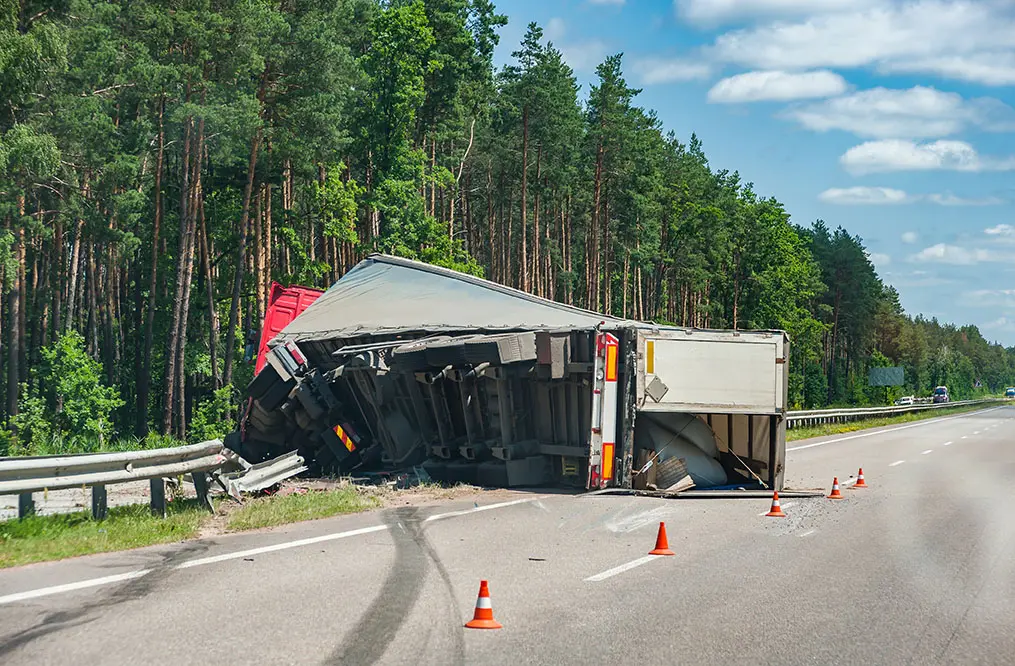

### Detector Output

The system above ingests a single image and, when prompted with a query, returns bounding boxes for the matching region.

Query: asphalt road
[2,406,1014,665]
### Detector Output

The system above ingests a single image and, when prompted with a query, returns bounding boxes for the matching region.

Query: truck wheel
[246,365,281,400]
[258,377,295,412]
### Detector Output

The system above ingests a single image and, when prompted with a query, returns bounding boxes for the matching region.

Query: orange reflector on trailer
[602,442,615,480]
[605,343,618,382]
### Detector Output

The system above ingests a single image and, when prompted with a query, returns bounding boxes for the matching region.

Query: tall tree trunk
[486,163,495,279]
[263,182,272,320]
[162,111,193,435]
[136,96,164,436]
[223,128,264,387]
[65,173,88,330]
[6,197,25,424]
[532,144,541,296]
[52,215,62,336]
[200,190,218,388]
[175,112,204,437]
[590,138,604,310]
[519,106,528,291]
[17,222,27,385]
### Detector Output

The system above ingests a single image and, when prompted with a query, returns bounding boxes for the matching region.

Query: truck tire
[246,365,281,401]
[258,377,295,412]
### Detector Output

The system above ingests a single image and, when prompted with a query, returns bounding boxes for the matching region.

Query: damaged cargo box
[235,254,789,491]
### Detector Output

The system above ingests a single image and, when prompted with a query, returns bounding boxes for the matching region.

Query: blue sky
[491,0,1015,346]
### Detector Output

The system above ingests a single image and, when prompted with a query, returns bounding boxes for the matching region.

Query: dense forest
[2,0,1013,452]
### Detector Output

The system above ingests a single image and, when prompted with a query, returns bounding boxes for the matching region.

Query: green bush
[9,330,124,454]
[189,386,236,443]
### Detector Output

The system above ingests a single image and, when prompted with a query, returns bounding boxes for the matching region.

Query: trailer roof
[274,254,627,342]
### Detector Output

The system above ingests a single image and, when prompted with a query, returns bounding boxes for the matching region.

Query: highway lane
[1,406,1013,665]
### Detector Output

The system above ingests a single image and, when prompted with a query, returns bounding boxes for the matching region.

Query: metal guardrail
[218,450,307,500]
[786,399,1000,429]
[0,440,227,520]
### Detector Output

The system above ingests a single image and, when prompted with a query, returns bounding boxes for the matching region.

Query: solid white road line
[922,450,933,455]
[889,460,906,467]
[176,524,390,570]
[423,495,547,523]
[786,407,1003,452]
[798,530,817,538]
[585,555,663,582]
[757,501,796,516]
[841,478,858,488]
[0,570,151,606]
[1,496,545,607]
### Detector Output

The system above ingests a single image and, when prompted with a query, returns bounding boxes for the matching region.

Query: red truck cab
[254,282,324,375]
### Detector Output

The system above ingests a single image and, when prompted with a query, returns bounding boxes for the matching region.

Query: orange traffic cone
[828,477,844,499]
[465,580,502,629]
[649,521,675,556]
[766,491,786,517]
[854,468,867,488]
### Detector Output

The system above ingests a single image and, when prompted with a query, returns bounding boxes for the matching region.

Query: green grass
[0,498,209,569]
[225,486,380,532]
[0,486,383,569]
[3,432,186,457]
[787,403,993,441]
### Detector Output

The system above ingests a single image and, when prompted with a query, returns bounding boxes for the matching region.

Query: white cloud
[869,252,892,266]
[558,41,611,73]
[909,243,1014,265]
[677,0,876,24]
[986,224,1015,236]
[708,2,1015,85]
[840,139,1015,175]
[819,186,911,205]
[786,86,1015,139]
[982,316,1015,332]
[887,270,955,288]
[545,18,567,41]
[633,58,712,84]
[820,187,1005,206]
[707,70,848,103]
[902,231,919,244]
[926,193,1004,206]
[965,289,1015,308]
[879,52,1015,87]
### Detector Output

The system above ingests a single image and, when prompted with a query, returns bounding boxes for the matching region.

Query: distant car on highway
[1006,387,1015,399]
[894,396,915,406]
[932,386,949,403]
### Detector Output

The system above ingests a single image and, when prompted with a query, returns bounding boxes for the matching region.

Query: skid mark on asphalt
[326,507,464,666]
[1,498,541,608]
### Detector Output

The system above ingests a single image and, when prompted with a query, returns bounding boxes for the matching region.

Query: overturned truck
[235,254,789,491]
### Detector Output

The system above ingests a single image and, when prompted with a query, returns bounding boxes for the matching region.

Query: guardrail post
[18,492,35,519]
[91,485,108,520]
[150,478,167,518]
[192,472,213,513]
